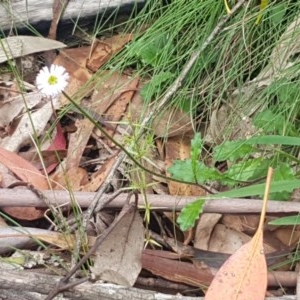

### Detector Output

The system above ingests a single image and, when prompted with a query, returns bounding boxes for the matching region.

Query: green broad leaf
[191,133,202,165]
[270,163,295,200]
[168,159,223,184]
[214,135,300,161]
[209,179,300,199]
[168,159,197,183]
[141,71,174,102]
[224,158,269,183]
[213,140,254,161]
[277,81,299,104]
[253,109,286,135]
[254,109,297,136]
[168,133,221,184]
[196,165,224,183]
[137,43,160,66]
[269,3,287,26]
[175,97,195,113]
[269,215,300,226]
[134,34,171,67]
[177,199,205,231]
[273,163,295,181]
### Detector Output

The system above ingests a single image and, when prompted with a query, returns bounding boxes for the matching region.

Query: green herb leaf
[213,140,254,161]
[224,158,269,182]
[134,34,172,67]
[270,163,295,200]
[269,3,287,26]
[253,109,286,135]
[177,199,206,231]
[168,133,223,184]
[168,159,223,184]
[141,71,174,102]
[191,133,202,170]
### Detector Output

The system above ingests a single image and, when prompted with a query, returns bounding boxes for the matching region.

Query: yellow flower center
[48,75,58,85]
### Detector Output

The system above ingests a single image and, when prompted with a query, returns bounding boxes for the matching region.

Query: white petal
[35,64,69,96]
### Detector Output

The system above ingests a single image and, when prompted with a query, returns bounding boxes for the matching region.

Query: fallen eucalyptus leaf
[90,207,144,286]
[0,36,66,63]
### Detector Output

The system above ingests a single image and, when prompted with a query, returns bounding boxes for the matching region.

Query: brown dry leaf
[221,214,259,234]
[273,227,300,247]
[153,107,194,138]
[19,149,66,171]
[0,147,48,220]
[90,204,144,287]
[61,76,92,106]
[87,34,133,72]
[208,223,252,254]
[0,226,96,254]
[194,213,222,250]
[0,91,43,128]
[34,233,77,251]
[35,232,95,251]
[0,36,66,64]
[204,105,256,146]
[105,77,139,132]
[3,207,45,222]
[129,93,193,137]
[0,163,20,188]
[54,47,92,82]
[51,167,89,190]
[142,250,213,287]
[90,71,138,115]
[80,155,117,192]
[54,47,93,105]
[205,168,273,300]
[208,224,275,254]
[66,119,95,170]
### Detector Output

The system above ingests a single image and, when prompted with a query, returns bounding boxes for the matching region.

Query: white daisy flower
[36,64,69,97]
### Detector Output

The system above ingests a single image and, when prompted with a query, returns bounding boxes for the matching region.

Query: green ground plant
[169,133,300,231]
[102,1,300,230]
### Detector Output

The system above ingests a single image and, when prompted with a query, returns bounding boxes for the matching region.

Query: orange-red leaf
[0,147,49,220]
[0,147,48,189]
[205,231,267,300]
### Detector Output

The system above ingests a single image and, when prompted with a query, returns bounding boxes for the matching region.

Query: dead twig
[3,188,300,214]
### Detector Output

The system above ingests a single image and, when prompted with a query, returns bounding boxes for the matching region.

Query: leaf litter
[0,2,300,299]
